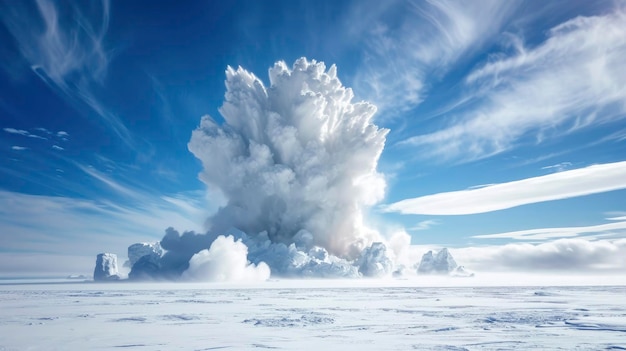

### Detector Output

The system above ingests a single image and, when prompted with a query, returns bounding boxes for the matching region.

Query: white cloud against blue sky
[400,7,626,162]
[0,0,625,276]
[385,161,626,215]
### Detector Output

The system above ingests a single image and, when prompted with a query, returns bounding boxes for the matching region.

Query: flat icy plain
[0,278,625,350]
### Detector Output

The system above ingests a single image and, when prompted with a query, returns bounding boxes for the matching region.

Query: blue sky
[1,0,625,276]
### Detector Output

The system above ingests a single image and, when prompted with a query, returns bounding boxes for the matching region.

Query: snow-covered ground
[0,277,625,350]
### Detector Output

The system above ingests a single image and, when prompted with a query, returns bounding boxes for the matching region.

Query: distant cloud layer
[0,189,206,268]
[385,161,626,215]
[473,220,626,241]
[454,238,626,272]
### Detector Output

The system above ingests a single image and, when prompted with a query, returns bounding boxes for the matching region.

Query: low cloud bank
[453,238,626,272]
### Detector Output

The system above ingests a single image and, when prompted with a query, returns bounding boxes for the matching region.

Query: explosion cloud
[130,58,402,280]
[182,235,270,282]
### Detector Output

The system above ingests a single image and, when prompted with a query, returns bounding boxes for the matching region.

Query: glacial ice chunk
[358,242,393,277]
[93,253,120,281]
[417,248,458,275]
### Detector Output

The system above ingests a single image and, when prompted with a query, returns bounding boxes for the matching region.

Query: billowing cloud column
[188,58,389,260]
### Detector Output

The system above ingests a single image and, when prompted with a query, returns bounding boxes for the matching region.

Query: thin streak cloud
[541,162,572,172]
[3,127,47,140]
[472,220,626,241]
[384,161,626,215]
[3,128,29,136]
[0,189,207,275]
[407,219,440,232]
[78,164,146,201]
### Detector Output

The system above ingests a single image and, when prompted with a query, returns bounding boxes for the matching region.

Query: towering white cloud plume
[124,58,398,280]
[188,58,389,260]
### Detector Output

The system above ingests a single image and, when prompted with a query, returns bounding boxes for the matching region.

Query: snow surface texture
[120,58,414,281]
[0,281,625,350]
[92,253,119,281]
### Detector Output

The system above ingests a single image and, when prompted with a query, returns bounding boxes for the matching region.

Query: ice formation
[93,253,120,281]
[417,248,458,275]
[358,242,394,277]
[126,242,163,268]
[127,242,165,280]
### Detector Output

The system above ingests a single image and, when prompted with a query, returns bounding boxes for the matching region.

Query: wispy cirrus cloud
[472,220,626,241]
[3,127,47,140]
[0,0,133,148]
[78,164,144,201]
[407,219,440,232]
[352,0,516,113]
[541,162,573,172]
[4,127,30,136]
[76,162,211,226]
[607,213,626,221]
[384,161,626,215]
[401,7,626,161]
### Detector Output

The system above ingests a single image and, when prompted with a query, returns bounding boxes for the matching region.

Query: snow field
[0,282,624,350]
